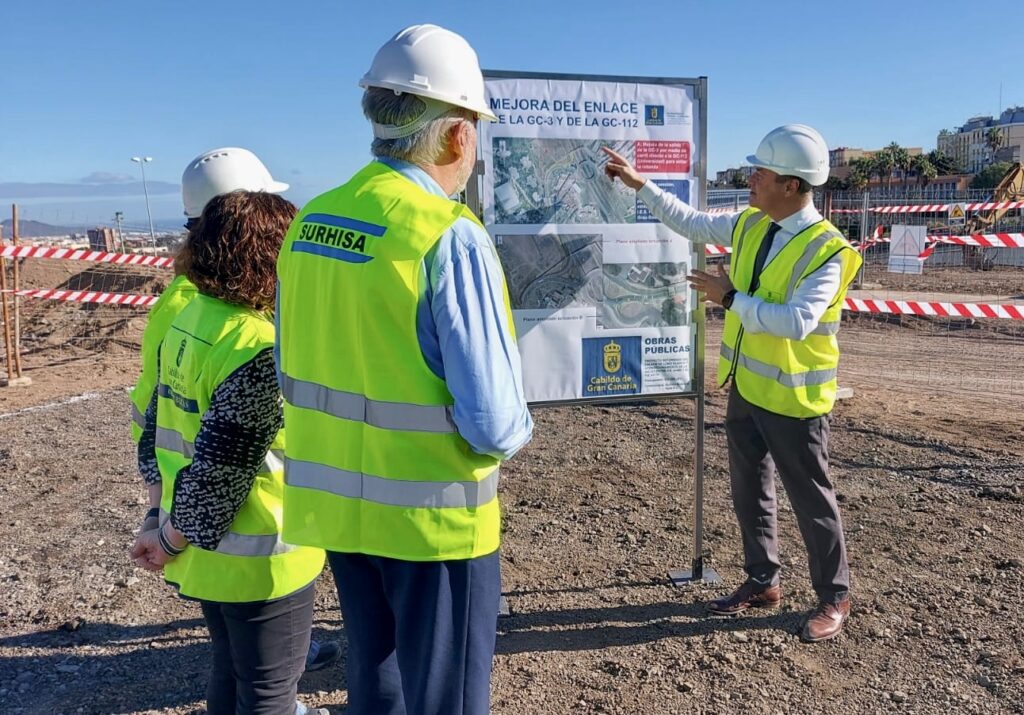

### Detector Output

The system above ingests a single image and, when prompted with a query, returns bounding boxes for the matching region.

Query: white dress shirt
[636,181,843,340]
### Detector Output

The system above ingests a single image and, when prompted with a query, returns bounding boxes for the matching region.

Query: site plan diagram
[600,261,688,328]
[495,233,603,310]
[491,139,636,225]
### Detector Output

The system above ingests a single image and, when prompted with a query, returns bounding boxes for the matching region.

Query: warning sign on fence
[948,203,967,225]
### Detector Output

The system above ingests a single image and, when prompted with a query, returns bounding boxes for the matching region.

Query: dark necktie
[748,222,781,293]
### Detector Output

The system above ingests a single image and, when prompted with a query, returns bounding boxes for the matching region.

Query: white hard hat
[181,147,289,218]
[359,24,497,122]
[747,124,830,187]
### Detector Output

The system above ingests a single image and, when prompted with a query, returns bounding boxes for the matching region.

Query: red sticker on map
[634,141,691,173]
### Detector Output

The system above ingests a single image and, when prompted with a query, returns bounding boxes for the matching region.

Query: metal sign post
[667,232,719,587]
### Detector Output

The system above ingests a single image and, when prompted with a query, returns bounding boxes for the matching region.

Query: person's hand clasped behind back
[130,529,176,571]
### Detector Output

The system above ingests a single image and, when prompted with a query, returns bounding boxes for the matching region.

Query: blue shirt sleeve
[426,217,533,460]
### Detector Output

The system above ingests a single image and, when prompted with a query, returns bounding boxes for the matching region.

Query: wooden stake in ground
[0,226,17,383]
[11,204,23,377]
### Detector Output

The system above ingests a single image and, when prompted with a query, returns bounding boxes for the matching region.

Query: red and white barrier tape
[6,286,1021,320]
[854,226,885,251]
[858,232,1024,257]
[918,233,1024,259]
[925,232,1024,249]
[845,298,1023,321]
[3,289,159,307]
[0,245,174,268]
[872,201,1024,214]
[832,201,1024,215]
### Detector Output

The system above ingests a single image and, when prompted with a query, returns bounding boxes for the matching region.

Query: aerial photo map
[492,138,636,225]
[495,233,603,310]
[600,262,690,328]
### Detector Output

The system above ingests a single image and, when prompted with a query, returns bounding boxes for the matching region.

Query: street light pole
[131,156,157,251]
[113,211,126,252]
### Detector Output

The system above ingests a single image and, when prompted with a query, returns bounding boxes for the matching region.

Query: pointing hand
[601,147,646,191]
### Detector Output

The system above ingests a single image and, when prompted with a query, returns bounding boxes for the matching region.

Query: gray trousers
[725,388,850,603]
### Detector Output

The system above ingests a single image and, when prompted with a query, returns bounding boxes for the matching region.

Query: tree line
[725,129,1010,191]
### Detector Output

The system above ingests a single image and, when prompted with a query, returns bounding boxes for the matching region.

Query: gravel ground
[1,320,1022,714]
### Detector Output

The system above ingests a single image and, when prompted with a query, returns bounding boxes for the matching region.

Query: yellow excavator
[961,162,1024,270]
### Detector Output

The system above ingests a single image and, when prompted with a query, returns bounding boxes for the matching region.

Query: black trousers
[199,583,315,715]
[725,388,850,603]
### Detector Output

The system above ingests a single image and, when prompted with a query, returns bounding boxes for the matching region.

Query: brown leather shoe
[706,581,782,617]
[800,599,851,642]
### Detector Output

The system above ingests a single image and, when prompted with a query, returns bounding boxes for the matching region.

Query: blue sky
[2,0,1022,226]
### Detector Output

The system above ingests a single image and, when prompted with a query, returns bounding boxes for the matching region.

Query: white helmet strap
[371,96,457,140]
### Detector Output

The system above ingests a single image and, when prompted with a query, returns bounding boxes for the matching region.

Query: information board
[476,72,707,404]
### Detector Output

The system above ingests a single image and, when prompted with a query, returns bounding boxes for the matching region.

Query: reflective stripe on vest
[284,457,499,509]
[811,320,842,336]
[155,425,285,475]
[281,374,455,433]
[784,231,845,302]
[158,510,295,557]
[720,343,838,388]
[131,403,146,431]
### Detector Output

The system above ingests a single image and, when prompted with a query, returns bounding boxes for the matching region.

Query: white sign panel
[887,224,927,274]
[480,74,701,403]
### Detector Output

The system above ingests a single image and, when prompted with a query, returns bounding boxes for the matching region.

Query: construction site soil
[1,263,1022,714]
[862,266,1024,297]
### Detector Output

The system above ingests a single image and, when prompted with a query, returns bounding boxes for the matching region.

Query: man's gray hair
[363,88,473,165]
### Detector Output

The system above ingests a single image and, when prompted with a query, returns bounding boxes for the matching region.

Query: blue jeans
[327,550,501,715]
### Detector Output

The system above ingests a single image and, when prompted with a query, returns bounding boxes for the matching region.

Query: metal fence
[705,189,1024,404]
[822,190,1023,403]
[5,259,168,376]
[825,189,1024,270]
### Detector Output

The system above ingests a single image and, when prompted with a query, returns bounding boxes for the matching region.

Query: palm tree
[847,157,872,190]
[927,150,960,176]
[887,142,911,185]
[909,155,937,196]
[984,127,1004,165]
[872,149,896,189]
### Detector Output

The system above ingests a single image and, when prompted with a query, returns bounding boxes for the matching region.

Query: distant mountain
[0,181,180,200]
[0,217,186,238]
[0,218,76,238]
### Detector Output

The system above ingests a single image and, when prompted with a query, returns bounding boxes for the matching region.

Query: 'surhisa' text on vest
[129,275,198,442]
[155,294,324,602]
[277,161,509,561]
[719,208,862,418]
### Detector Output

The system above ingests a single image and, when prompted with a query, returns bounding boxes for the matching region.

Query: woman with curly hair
[131,190,326,715]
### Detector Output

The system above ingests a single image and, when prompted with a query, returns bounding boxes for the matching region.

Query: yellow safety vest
[719,208,862,418]
[277,161,511,561]
[156,294,324,602]
[129,275,198,442]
